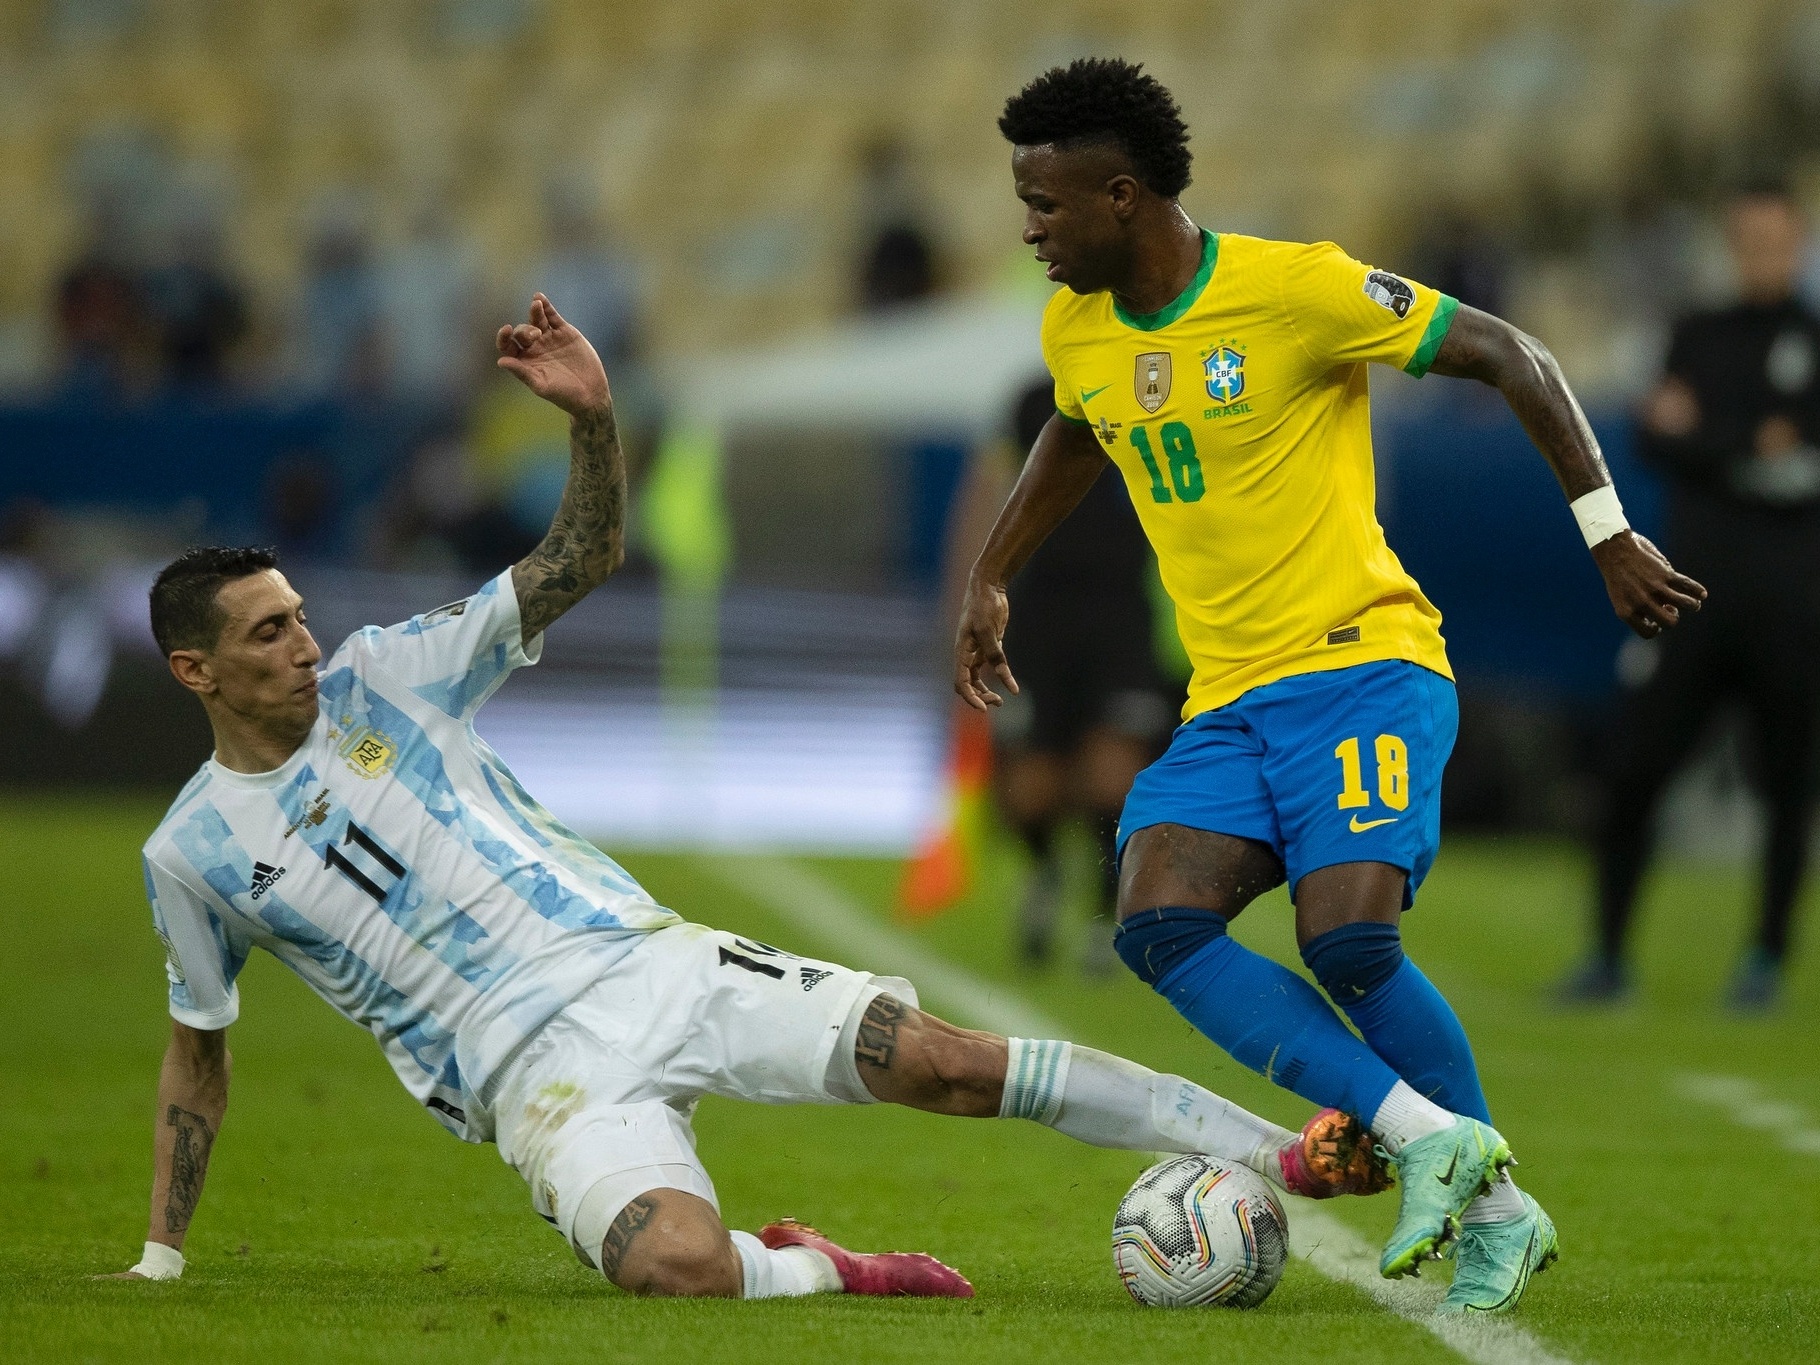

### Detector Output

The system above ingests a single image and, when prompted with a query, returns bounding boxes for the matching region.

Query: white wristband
[1569,485,1629,548]
[131,1240,185,1280]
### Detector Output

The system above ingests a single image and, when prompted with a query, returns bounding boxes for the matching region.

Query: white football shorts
[481,921,916,1267]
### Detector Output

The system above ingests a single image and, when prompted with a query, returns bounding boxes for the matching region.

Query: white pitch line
[1290,1204,1574,1365]
[1673,1073,1820,1155]
[712,853,1575,1365]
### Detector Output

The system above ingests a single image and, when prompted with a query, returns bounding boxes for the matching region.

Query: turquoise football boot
[1437,1191,1558,1314]
[1378,1116,1512,1278]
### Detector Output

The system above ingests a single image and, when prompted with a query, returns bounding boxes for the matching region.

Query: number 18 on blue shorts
[1117,660,1458,908]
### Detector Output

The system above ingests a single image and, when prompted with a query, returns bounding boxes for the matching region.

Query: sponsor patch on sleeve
[419,599,470,626]
[1363,271,1415,319]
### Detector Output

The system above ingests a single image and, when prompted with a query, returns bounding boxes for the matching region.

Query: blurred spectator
[0,498,110,729]
[141,203,248,390]
[0,539,48,667]
[0,497,54,567]
[1410,211,1509,317]
[373,430,535,576]
[263,451,341,565]
[54,238,149,398]
[292,196,385,398]
[529,181,643,369]
[380,197,483,401]
[861,225,937,311]
[855,138,938,311]
[1564,182,1820,1012]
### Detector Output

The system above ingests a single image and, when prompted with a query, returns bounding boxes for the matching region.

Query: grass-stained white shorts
[481,922,915,1266]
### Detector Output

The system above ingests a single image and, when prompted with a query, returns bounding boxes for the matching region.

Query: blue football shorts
[1117,660,1458,908]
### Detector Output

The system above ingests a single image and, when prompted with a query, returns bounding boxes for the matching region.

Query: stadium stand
[2,0,1818,383]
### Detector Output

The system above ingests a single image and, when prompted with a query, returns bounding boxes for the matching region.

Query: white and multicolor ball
[1111,1154,1289,1308]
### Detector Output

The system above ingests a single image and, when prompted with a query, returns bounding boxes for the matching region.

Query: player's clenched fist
[495,292,611,416]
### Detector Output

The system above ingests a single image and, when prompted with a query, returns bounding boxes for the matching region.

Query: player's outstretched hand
[954,579,1018,710]
[495,293,610,416]
[1591,530,1707,638]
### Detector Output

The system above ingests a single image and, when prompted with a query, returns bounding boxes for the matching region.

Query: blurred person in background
[371,427,536,576]
[54,231,152,399]
[855,138,939,312]
[292,195,386,399]
[520,183,660,502]
[1563,182,1820,1012]
[142,198,249,391]
[989,377,1178,972]
[529,180,644,370]
[380,194,484,402]
[262,451,342,566]
[1409,211,1509,320]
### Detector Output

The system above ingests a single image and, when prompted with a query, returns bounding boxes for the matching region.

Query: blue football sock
[1115,907,1403,1120]
[1301,921,1491,1124]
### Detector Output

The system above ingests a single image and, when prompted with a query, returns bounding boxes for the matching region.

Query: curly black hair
[999,58,1192,198]
[150,545,279,655]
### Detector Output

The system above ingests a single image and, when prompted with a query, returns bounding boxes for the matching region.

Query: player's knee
[1300,921,1404,1005]
[611,1221,739,1298]
[1113,906,1229,986]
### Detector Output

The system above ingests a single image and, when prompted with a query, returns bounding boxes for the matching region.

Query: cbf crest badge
[1203,342,1246,404]
[1134,352,1172,412]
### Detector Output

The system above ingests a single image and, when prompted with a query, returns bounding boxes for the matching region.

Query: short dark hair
[999,58,1192,198]
[149,545,279,656]
[1731,176,1797,207]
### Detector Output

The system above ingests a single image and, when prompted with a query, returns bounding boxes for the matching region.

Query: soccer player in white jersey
[109,294,1391,1299]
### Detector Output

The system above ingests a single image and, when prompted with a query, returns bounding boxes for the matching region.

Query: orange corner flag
[898,707,993,920]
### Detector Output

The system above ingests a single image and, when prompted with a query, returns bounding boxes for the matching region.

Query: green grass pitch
[3,792,1817,1362]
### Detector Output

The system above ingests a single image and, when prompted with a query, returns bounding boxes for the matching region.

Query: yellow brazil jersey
[1042,229,1459,720]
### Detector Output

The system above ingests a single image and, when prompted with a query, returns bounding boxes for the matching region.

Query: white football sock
[729,1230,842,1297]
[1461,1171,1526,1225]
[1370,1080,1457,1155]
[1001,1039,1295,1185]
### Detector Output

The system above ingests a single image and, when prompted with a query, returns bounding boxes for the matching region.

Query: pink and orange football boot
[757,1219,975,1298]
[1278,1107,1395,1200]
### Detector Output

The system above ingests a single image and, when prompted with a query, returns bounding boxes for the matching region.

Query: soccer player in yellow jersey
[956,59,1708,1314]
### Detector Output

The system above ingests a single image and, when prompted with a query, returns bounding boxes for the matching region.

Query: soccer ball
[1111,1154,1289,1308]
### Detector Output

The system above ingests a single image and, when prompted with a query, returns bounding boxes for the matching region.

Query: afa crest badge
[339,725,397,779]
[1203,344,1246,403]
[1134,352,1172,412]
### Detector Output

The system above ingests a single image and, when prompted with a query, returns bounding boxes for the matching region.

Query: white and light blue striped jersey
[142,570,682,1141]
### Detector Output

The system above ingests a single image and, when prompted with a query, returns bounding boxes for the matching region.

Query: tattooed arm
[497,293,627,645]
[1427,304,1706,638]
[108,1021,229,1275]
